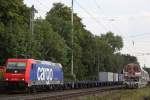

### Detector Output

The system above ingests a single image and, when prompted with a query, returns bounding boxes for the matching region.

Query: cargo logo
[37,67,53,83]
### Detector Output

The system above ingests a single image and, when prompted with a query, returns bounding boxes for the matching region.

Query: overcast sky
[24,0,150,67]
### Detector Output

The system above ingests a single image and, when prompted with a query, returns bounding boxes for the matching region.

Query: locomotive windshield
[6,62,27,73]
[7,62,26,69]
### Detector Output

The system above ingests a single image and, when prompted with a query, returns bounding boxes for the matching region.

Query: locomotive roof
[7,58,34,61]
[7,58,63,68]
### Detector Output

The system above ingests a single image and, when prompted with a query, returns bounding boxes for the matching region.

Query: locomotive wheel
[25,87,37,94]
[32,87,37,94]
[25,87,31,94]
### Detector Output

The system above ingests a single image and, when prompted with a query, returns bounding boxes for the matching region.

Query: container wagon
[113,73,118,82]
[118,74,123,82]
[99,72,113,82]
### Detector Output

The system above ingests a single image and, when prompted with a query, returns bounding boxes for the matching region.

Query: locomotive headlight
[5,78,8,80]
[22,78,24,81]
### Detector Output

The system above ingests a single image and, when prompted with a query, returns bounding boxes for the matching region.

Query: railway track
[0,85,124,100]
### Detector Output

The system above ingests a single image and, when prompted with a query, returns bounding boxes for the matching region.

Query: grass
[83,86,150,100]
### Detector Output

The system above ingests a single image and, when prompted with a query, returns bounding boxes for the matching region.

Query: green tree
[101,32,123,52]
[34,19,68,65]
[0,0,30,25]
[46,3,86,80]
[0,0,30,64]
[0,1,139,81]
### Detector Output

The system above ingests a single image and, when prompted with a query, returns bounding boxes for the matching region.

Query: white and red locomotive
[123,63,149,88]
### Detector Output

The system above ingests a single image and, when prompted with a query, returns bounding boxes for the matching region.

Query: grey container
[113,73,118,81]
[118,74,124,81]
[99,72,113,82]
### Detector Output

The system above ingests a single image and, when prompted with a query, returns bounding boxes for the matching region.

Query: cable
[94,0,101,9]
[125,33,150,38]
[74,0,108,32]
[36,0,51,12]
[93,0,122,34]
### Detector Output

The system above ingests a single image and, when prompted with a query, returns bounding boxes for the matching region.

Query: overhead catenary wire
[74,0,108,32]
[93,0,122,34]
[94,0,101,9]
[93,0,111,31]
[36,0,51,11]
[34,0,109,33]
[124,33,150,39]
[74,0,150,67]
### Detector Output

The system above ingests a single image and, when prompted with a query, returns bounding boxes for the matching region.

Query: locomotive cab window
[7,62,26,69]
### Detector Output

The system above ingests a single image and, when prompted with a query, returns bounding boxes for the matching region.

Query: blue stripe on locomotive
[30,63,63,85]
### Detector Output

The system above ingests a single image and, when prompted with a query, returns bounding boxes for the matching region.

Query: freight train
[2,58,149,92]
[2,58,122,92]
[123,63,149,88]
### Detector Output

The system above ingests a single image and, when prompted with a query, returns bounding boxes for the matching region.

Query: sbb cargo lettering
[37,67,53,81]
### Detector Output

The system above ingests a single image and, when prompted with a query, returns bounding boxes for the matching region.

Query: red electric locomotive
[4,58,36,88]
[4,58,63,90]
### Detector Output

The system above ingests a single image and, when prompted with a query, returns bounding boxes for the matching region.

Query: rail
[0,85,124,100]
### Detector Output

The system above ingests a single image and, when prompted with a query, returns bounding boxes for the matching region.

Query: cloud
[24,0,150,67]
